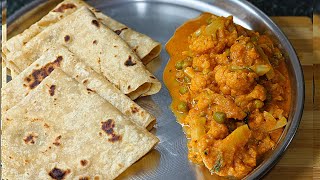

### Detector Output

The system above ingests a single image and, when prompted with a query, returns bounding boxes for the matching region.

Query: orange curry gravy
[164,13,291,178]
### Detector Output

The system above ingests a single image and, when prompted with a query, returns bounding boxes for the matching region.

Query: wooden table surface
[263,16,319,179]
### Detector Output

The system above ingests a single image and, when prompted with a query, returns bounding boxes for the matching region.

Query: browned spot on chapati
[64,35,70,42]
[93,40,98,44]
[131,106,139,113]
[87,88,96,93]
[109,135,122,142]
[133,46,138,53]
[49,85,56,96]
[44,123,50,128]
[114,27,128,35]
[49,167,70,180]
[150,76,156,79]
[53,3,76,13]
[23,132,38,145]
[24,56,63,89]
[124,56,136,66]
[53,135,62,146]
[91,20,100,28]
[80,160,88,166]
[94,176,101,180]
[35,64,39,67]
[101,119,122,142]
[128,85,131,90]
[113,45,118,48]
[93,8,101,13]
[79,176,90,180]
[83,79,88,84]
[31,118,41,122]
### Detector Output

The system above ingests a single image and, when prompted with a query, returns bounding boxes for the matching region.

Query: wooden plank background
[264,16,318,179]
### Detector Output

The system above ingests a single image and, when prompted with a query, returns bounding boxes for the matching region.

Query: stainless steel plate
[6,0,304,179]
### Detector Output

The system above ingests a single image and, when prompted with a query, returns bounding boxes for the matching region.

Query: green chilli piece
[210,155,223,174]
[213,112,226,124]
[177,102,188,112]
[254,100,264,109]
[230,65,252,72]
[250,36,259,42]
[225,48,230,56]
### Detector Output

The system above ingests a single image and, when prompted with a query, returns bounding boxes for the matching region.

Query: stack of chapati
[2,0,161,179]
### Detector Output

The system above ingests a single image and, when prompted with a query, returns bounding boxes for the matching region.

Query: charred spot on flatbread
[109,135,122,142]
[23,132,38,145]
[24,56,63,89]
[124,56,136,66]
[133,46,138,53]
[82,79,88,84]
[64,35,70,42]
[102,119,114,135]
[131,106,139,113]
[93,40,98,44]
[53,135,62,146]
[49,85,56,96]
[79,176,90,180]
[48,167,70,180]
[87,88,96,94]
[92,8,101,13]
[150,76,156,79]
[91,20,100,28]
[101,119,122,142]
[53,3,76,13]
[114,27,128,35]
[80,160,88,166]
[44,123,50,128]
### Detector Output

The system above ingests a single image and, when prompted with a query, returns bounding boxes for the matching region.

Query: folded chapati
[6,7,161,100]
[1,69,159,179]
[5,0,161,66]
[2,46,155,129]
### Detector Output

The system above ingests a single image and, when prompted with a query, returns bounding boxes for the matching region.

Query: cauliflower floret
[214,65,258,96]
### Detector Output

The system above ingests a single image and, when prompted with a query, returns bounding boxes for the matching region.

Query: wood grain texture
[264,16,317,179]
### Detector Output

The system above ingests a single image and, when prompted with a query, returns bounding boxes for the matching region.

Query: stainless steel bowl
[6,0,304,179]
